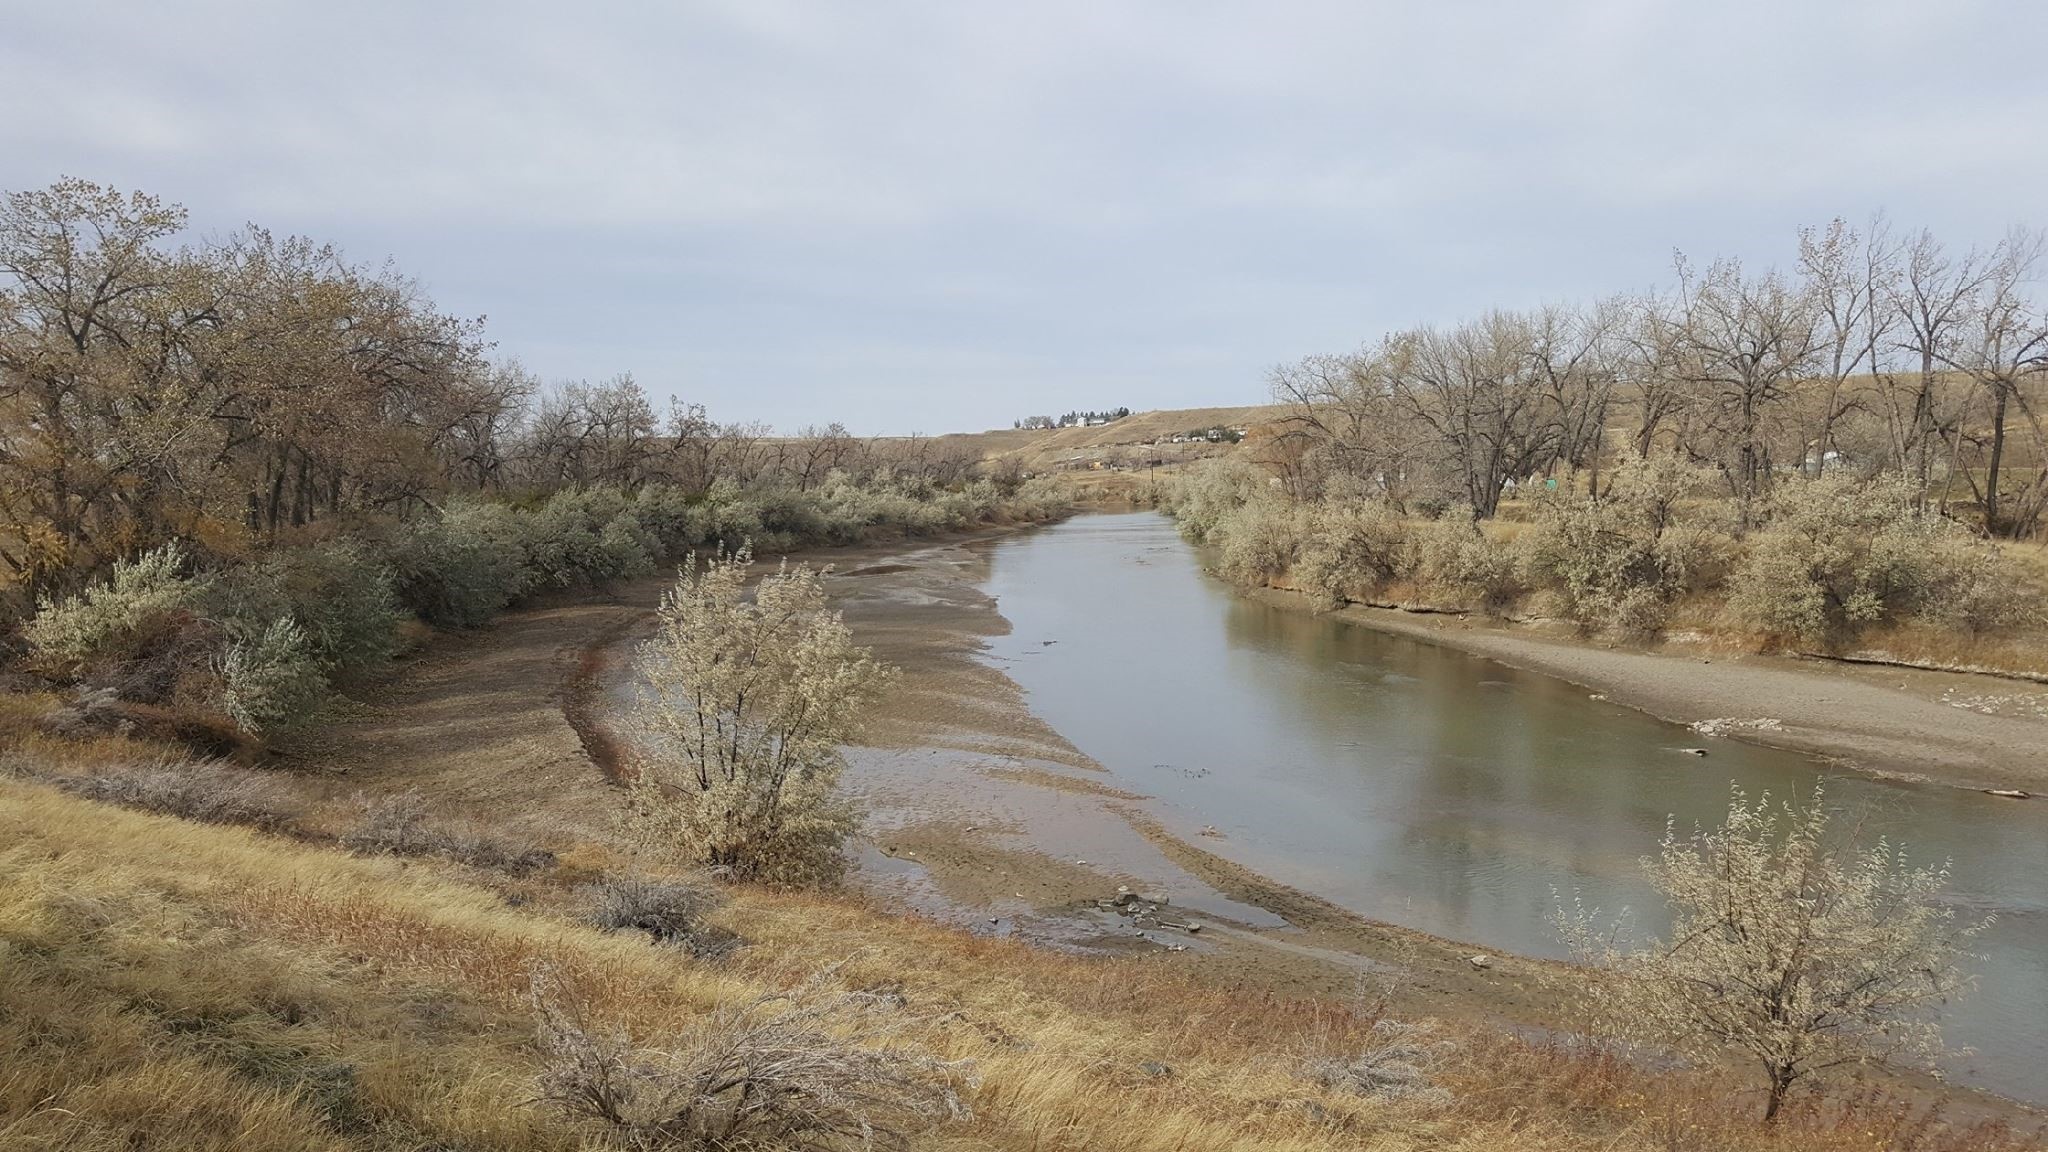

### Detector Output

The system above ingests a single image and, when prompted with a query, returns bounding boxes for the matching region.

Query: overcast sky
[6,2,2045,434]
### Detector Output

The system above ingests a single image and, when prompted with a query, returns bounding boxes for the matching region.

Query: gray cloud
[6,0,2044,432]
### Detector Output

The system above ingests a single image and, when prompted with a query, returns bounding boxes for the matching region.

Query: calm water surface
[980,512,2048,1103]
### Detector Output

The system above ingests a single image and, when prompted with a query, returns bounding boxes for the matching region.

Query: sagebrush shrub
[217,616,328,734]
[1916,535,2046,636]
[25,543,235,712]
[685,480,765,554]
[1727,476,2040,647]
[1211,500,1305,587]
[749,486,833,545]
[530,966,971,1150]
[627,548,893,886]
[342,789,556,874]
[57,757,298,830]
[1413,514,1521,613]
[1006,475,1072,521]
[25,543,211,673]
[585,877,739,959]
[1305,1019,1457,1108]
[214,540,402,677]
[382,499,534,627]
[1520,454,1726,636]
[1291,499,1410,608]
[512,487,656,590]
[1165,456,1273,542]
[631,485,709,556]
[1558,784,1977,1121]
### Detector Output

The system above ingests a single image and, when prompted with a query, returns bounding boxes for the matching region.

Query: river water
[977,511,2048,1104]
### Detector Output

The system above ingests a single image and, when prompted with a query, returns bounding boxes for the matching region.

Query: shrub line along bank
[1165,453,2044,669]
[17,475,1069,739]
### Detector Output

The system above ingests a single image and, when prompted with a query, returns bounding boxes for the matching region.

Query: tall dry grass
[3,777,2038,1151]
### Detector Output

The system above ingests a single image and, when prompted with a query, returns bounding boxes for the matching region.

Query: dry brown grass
[3,776,2039,1151]
[2009,539,2048,585]
[1833,622,2048,680]
[0,690,184,776]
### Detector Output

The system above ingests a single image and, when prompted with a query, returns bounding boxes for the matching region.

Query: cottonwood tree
[1559,785,1979,1123]
[705,419,771,488]
[1615,288,1694,457]
[1267,352,1416,502]
[782,423,859,491]
[443,360,539,491]
[1530,301,1623,497]
[1941,228,2048,534]
[1269,307,1620,513]
[625,546,894,885]
[0,180,209,589]
[1378,311,1565,518]
[1670,256,1822,525]
[1890,230,1994,496]
[524,376,661,489]
[0,179,497,598]
[1796,217,1895,476]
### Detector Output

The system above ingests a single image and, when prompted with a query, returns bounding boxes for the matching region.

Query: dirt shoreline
[1235,583,2048,793]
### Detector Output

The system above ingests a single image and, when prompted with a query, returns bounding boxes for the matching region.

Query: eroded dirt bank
[1243,584,2048,793]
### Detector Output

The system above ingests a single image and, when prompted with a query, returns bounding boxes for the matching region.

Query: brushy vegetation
[341,789,558,876]
[1558,785,1981,1122]
[0,177,1067,743]
[530,964,972,1149]
[1263,219,2048,539]
[1167,453,2046,657]
[14,475,1064,742]
[1728,475,2042,647]
[1304,1019,1458,1110]
[5,176,2041,1152]
[51,756,298,831]
[582,876,740,960]
[1231,213,2048,662]
[625,547,895,886]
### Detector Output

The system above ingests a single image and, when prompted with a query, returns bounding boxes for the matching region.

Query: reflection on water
[981,512,2048,1103]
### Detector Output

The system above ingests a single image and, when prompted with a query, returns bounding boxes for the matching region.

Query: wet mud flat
[816,534,1624,1031]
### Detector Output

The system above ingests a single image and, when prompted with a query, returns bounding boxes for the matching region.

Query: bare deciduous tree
[1796,217,1893,476]
[1891,230,1995,498]
[1669,256,1823,524]
[1941,229,2048,532]
[1378,311,1568,518]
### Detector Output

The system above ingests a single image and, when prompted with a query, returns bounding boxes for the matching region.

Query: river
[976,511,2048,1104]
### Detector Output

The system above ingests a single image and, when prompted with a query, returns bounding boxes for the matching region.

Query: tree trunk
[1914,352,1938,503]
[1986,382,2010,533]
[265,453,288,537]
[1762,1066,1796,1123]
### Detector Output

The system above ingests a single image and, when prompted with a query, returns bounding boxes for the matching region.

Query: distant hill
[876,404,1286,474]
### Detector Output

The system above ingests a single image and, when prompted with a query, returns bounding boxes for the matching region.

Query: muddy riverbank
[815,532,1579,1025]
[1255,585,2048,794]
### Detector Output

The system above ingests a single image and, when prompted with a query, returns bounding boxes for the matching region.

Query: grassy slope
[8,774,2035,1152]
[0,776,1523,1152]
[880,405,1284,471]
[4,648,2040,1152]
